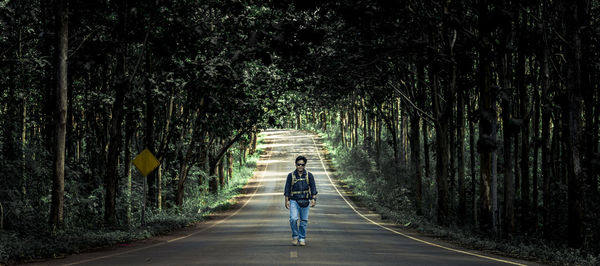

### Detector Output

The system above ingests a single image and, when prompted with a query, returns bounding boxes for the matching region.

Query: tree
[49,0,68,231]
[563,0,586,248]
[476,0,497,233]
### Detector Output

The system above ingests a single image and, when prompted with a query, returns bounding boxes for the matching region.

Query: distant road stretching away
[33,130,536,266]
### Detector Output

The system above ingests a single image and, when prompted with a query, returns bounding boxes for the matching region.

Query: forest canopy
[1,0,599,263]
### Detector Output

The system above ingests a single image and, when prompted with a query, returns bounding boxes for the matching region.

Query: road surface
[35,129,534,266]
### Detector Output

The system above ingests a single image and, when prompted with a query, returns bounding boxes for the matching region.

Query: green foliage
[0,140,262,264]
[314,122,599,265]
[319,126,423,227]
[2,0,280,261]
[0,144,52,232]
[1,0,599,264]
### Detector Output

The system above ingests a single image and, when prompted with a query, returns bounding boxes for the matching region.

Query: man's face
[296,160,306,172]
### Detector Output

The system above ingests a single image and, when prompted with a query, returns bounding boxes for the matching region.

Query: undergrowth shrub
[0,137,263,265]
[314,124,599,265]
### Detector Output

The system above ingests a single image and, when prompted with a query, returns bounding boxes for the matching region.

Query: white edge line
[309,134,526,266]
[64,142,273,266]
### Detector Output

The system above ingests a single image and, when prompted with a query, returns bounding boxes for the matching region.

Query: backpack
[290,171,312,207]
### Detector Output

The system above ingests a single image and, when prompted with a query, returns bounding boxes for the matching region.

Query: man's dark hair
[295,156,307,164]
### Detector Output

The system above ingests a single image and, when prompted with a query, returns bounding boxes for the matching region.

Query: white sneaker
[299,240,306,246]
[291,239,298,246]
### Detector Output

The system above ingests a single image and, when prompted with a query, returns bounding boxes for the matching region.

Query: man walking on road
[284,155,318,246]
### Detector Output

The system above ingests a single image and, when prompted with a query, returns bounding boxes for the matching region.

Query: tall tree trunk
[532,62,540,231]
[540,31,552,239]
[20,97,27,196]
[430,66,449,226]
[391,101,399,163]
[363,100,369,145]
[457,83,466,225]
[330,111,336,131]
[376,112,381,164]
[49,0,68,230]
[579,0,597,243]
[468,97,477,226]
[340,111,346,148]
[517,13,531,232]
[157,165,163,210]
[550,108,564,240]
[17,26,28,195]
[496,7,515,234]
[564,0,585,248]
[448,101,456,217]
[417,64,431,182]
[104,0,128,225]
[422,121,430,179]
[413,64,427,216]
[410,109,422,216]
[296,111,302,130]
[105,82,127,224]
[477,0,496,232]
[209,142,220,194]
[500,67,515,236]
[177,136,196,206]
[219,149,226,187]
[228,151,234,183]
[250,129,257,155]
[513,118,521,204]
[382,103,400,165]
[145,68,157,208]
[349,107,354,148]
[353,98,359,147]
[400,107,407,166]
[124,111,135,225]
[197,123,209,192]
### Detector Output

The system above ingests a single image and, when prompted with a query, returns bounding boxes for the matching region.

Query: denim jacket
[284,170,318,200]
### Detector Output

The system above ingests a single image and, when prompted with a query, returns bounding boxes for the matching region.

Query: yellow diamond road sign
[132,148,160,177]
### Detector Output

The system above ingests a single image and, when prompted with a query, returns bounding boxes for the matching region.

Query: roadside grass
[313,128,598,266]
[0,138,264,265]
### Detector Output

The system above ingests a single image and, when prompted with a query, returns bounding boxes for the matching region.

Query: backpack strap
[307,171,311,195]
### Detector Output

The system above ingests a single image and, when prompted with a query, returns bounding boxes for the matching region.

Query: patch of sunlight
[261,171,292,177]
[303,171,328,175]
[263,135,308,140]
[259,177,286,183]
[257,143,296,148]
[259,129,292,135]
[256,159,288,164]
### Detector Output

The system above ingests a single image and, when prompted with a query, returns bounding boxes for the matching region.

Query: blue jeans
[289,199,310,241]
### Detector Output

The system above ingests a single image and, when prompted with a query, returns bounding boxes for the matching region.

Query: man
[284,155,318,246]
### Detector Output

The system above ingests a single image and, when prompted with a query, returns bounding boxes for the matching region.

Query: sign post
[132,148,160,226]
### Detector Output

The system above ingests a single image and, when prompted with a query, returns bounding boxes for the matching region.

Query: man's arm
[283,173,291,197]
[284,173,291,209]
[309,173,318,199]
[309,173,317,207]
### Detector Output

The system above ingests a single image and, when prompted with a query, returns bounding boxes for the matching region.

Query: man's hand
[310,199,316,207]
[285,200,290,209]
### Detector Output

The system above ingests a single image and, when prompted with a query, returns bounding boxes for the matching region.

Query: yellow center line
[309,134,526,266]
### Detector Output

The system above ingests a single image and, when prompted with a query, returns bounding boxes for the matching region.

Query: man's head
[295,156,307,171]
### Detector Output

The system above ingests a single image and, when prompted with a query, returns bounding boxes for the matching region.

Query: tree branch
[210,130,248,170]
[388,81,435,124]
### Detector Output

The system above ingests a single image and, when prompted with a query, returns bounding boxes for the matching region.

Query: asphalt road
[34,129,535,266]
